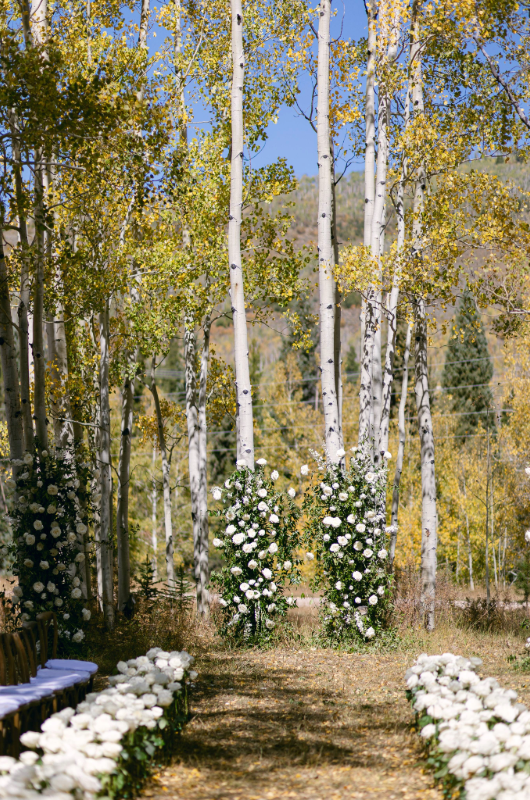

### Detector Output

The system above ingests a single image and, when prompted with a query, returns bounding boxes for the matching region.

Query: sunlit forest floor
[135,600,530,800]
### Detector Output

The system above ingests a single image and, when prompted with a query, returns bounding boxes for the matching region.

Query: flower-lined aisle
[407,653,530,800]
[137,646,443,800]
[0,648,196,799]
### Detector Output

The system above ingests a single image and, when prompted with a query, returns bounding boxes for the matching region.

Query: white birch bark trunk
[149,358,174,587]
[98,301,115,629]
[415,299,437,631]
[410,13,437,631]
[197,317,211,616]
[389,321,412,566]
[0,230,24,462]
[462,471,474,590]
[116,350,138,611]
[317,0,341,463]
[151,447,158,580]
[229,0,254,469]
[358,3,376,447]
[185,324,202,608]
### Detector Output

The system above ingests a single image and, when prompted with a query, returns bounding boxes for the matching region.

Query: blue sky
[252,1,369,177]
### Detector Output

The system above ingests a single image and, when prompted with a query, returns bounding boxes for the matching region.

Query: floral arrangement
[210,458,301,643]
[302,446,391,641]
[0,647,196,799]
[406,652,530,800]
[6,450,91,647]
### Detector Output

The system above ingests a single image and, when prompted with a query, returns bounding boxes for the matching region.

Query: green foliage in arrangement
[210,461,301,644]
[7,449,92,651]
[303,447,392,642]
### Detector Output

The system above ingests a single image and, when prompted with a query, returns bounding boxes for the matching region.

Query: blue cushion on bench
[45,659,98,675]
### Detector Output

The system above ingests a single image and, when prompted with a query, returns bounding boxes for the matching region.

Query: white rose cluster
[306,446,390,641]
[0,648,196,799]
[211,461,300,641]
[406,652,530,800]
[7,451,91,644]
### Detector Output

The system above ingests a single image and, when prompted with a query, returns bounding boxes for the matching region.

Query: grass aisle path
[141,647,442,800]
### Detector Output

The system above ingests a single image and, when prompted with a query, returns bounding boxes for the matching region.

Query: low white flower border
[0,647,197,799]
[406,653,530,800]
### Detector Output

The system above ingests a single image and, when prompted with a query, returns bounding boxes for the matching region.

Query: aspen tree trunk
[229,0,254,468]
[330,145,343,447]
[116,351,138,611]
[10,119,34,452]
[185,325,202,608]
[47,284,72,450]
[359,2,376,446]
[389,321,412,566]
[379,73,411,456]
[98,301,115,629]
[197,317,211,616]
[149,358,175,586]
[151,447,158,580]
[0,230,24,462]
[462,470,474,590]
[317,0,341,463]
[415,299,437,631]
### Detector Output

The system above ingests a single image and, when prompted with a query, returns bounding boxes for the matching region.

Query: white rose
[238,604,248,614]
[330,544,340,552]
[300,465,309,476]
[365,627,375,639]
[305,552,314,561]
[271,470,279,481]
[12,585,23,597]
[40,560,50,570]
[231,567,242,576]
[354,541,363,551]
[258,501,268,512]
[331,517,341,528]
[212,487,222,500]
[33,582,45,593]
[269,514,279,524]
[257,489,267,498]
[286,597,296,606]
[212,538,223,548]
[368,595,378,605]
[47,485,58,495]
[46,581,56,592]
[71,587,82,599]
[262,568,272,580]
[378,549,388,559]
[265,619,275,629]
[75,552,85,562]
[338,492,348,501]
[337,536,348,546]
[248,559,258,569]
[226,525,236,535]
[363,549,373,558]
[232,533,245,545]
[33,520,43,531]
[224,480,231,489]
[269,543,278,554]
[377,586,385,596]
[256,458,267,466]
[383,451,392,460]
[23,559,34,568]
[283,560,292,570]
[287,488,296,498]
[54,597,63,607]
[365,472,376,483]
[82,608,91,620]
[72,630,85,643]
[352,571,362,581]
[335,581,343,590]
[356,523,366,533]
[24,533,36,545]
[236,459,247,467]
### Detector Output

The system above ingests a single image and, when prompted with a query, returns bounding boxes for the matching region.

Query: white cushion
[0,685,53,701]
[0,698,23,714]
[46,659,98,675]
[32,668,90,689]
